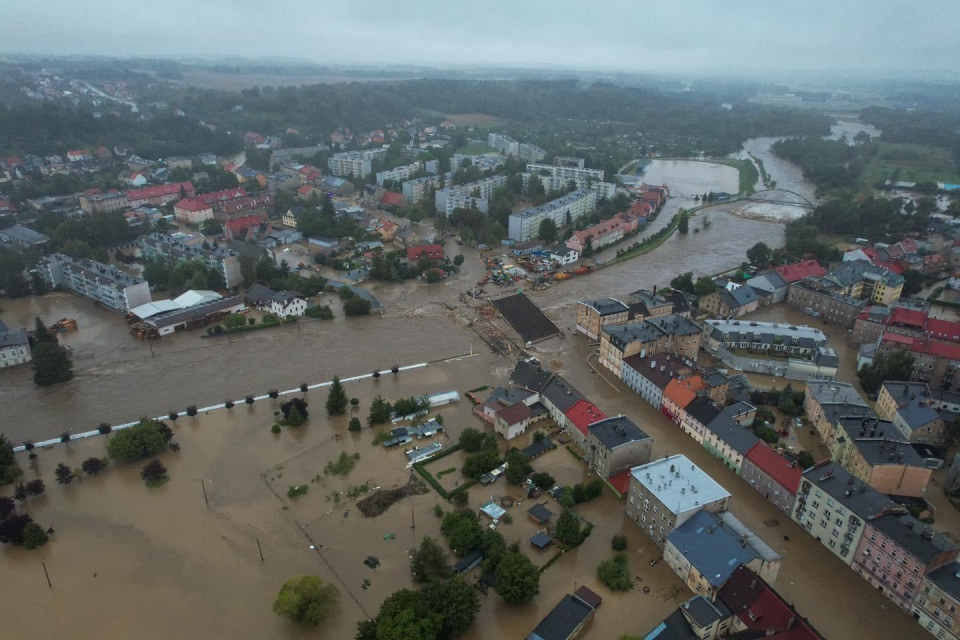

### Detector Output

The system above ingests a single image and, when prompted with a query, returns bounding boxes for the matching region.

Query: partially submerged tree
[325,376,348,415]
[272,575,340,627]
[54,463,75,485]
[410,536,452,583]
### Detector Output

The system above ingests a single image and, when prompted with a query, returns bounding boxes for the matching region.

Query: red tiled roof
[875,260,905,275]
[883,332,960,360]
[225,213,268,234]
[889,307,926,328]
[718,567,820,638]
[608,469,631,494]
[564,400,608,436]
[297,185,315,194]
[924,318,960,343]
[126,181,194,201]
[745,443,802,493]
[196,188,246,205]
[380,191,404,206]
[663,376,706,409]
[174,197,211,212]
[406,244,444,261]
[775,259,825,284]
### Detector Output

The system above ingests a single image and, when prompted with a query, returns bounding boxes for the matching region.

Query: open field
[181,70,403,91]
[456,143,500,155]
[417,109,504,127]
[864,141,960,185]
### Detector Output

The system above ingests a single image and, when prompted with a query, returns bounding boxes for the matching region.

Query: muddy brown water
[1,134,934,639]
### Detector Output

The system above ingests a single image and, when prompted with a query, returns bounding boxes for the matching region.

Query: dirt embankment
[356,472,429,517]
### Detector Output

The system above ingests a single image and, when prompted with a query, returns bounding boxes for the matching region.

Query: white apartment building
[39,253,152,312]
[554,156,586,169]
[376,162,422,186]
[522,163,616,199]
[488,132,519,156]
[0,322,31,368]
[401,175,443,205]
[140,233,243,289]
[327,149,387,177]
[435,175,508,215]
[519,142,547,162]
[450,153,504,173]
[508,189,600,241]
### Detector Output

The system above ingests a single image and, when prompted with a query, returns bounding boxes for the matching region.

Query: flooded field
[635,159,741,197]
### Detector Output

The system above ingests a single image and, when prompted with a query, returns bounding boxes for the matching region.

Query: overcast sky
[5,0,959,80]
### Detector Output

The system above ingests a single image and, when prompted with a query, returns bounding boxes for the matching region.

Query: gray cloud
[4,0,959,79]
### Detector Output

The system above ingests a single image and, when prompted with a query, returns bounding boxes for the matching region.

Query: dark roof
[0,329,28,348]
[801,462,897,519]
[704,369,729,388]
[530,532,552,548]
[622,353,695,391]
[573,586,602,609]
[490,386,536,405]
[926,561,960,602]
[665,290,693,315]
[526,593,596,640]
[644,609,701,640]
[510,359,554,394]
[527,503,554,523]
[581,297,628,316]
[820,402,875,427]
[645,313,701,337]
[681,595,732,629]
[521,437,556,459]
[541,377,586,413]
[497,402,532,425]
[870,514,958,564]
[149,296,245,329]
[452,549,484,574]
[852,438,926,468]
[245,283,277,305]
[686,396,720,426]
[706,414,760,455]
[717,566,823,638]
[588,416,651,450]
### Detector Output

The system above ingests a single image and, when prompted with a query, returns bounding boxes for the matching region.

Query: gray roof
[897,397,941,430]
[490,386,535,406]
[149,295,245,329]
[667,510,759,588]
[747,271,788,292]
[245,283,277,305]
[932,388,960,405]
[680,595,732,629]
[0,329,28,348]
[801,462,897,519]
[806,380,869,406]
[580,297,628,316]
[526,592,596,640]
[0,224,50,245]
[882,381,931,403]
[821,402,876,427]
[588,416,651,450]
[665,290,694,315]
[870,514,958,564]
[527,503,554,523]
[722,401,756,420]
[927,562,960,601]
[703,369,729,388]
[706,414,760,455]
[621,353,695,391]
[722,285,758,308]
[685,396,720,426]
[602,321,663,346]
[511,359,554,394]
[645,313,701,337]
[541,376,586,413]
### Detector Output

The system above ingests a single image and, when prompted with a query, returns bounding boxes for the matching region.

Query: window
[828,539,836,548]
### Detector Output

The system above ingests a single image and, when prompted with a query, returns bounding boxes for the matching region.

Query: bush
[530,472,555,489]
[348,417,362,431]
[597,553,631,591]
[97,423,112,435]
[344,297,372,316]
[460,428,486,453]
[272,575,339,627]
[452,490,469,506]
[271,424,282,434]
[141,459,168,487]
[611,535,627,551]
[82,457,106,475]
[107,419,170,463]
[285,406,306,427]
[462,449,502,479]
[305,305,334,320]
[287,484,309,498]
[22,522,49,550]
[797,450,815,469]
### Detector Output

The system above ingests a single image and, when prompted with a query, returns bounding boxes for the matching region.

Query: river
[4,125,933,640]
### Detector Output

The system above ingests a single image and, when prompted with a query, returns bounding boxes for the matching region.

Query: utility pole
[42,562,52,588]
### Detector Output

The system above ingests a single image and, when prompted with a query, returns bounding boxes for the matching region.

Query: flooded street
[2,129,931,640]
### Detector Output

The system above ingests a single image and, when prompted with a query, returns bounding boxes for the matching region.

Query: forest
[771,135,878,191]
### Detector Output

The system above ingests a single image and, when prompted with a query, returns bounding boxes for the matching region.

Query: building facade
[508,189,599,241]
[39,253,151,312]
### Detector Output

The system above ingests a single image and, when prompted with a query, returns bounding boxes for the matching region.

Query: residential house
[0,225,50,248]
[173,197,214,224]
[494,402,534,440]
[876,332,960,394]
[787,277,869,327]
[662,376,708,427]
[585,415,652,480]
[741,443,803,514]
[698,283,759,318]
[804,380,871,443]
[876,381,949,447]
[913,562,960,640]
[600,321,669,379]
[126,182,195,207]
[702,413,760,474]
[576,298,629,340]
[664,510,782,600]
[547,244,579,266]
[791,461,900,566]
[853,514,959,611]
[628,288,674,320]
[625,454,731,547]
[715,566,825,639]
[406,244,444,262]
[561,399,607,450]
[701,319,829,360]
[39,254,151,313]
[775,259,826,284]
[244,284,308,319]
[680,396,719,445]
[834,416,932,498]
[746,271,789,305]
[224,214,271,242]
[565,216,633,254]
[621,353,696,408]
[79,191,128,215]
[140,233,243,289]
[525,586,602,640]
[0,321,31,368]
[508,189,600,242]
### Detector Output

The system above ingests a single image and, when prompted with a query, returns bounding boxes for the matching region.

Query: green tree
[462,449,502,479]
[902,269,923,296]
[22,522,49,550]
[344,297,372,316]
[54,462,74,485]
[441,510,484,557]
[747,241,772,266]
[368,395,392,424]
[224,313,247,330]
[410,536,452,583]
[33,317,56,344]
[420,578,480,638]
[582,235,594,258]
[326,375,349,415]
[494,550,540,604]
[272,575,340,627]
[694,277,717,297]
[82,457,106,475]
[670,272,695,294]
[530,471,555,489]
[201,218,223,236]
[374,589,441,640]
[458,427,485,452]
[106,418,170,463]
[797,451,816,469]
[453,254,464,267]
[32,341,73,387]
[538,218,558,243]
[858,350,916,395]
[556,507,582,545]
[285,406,306,427]
[597,553,631,591]
[504,449,531,485]
[0,433,21,485]
[677,211,689,234]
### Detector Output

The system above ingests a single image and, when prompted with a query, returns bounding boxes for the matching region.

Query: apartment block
[508,189,599,241]
[435,174,507,215]
[40,253,151,312]
[79,191,128,214]
[914,562,960,640]
[327,149,387,177]
[576,298,629,340]
[375,162,421,186]
[401,175,443,204]
[139,233,243,288]
[487,132,520,156]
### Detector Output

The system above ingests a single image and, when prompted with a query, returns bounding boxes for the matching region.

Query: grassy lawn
[456,143,499,155]
[864,142,960,185]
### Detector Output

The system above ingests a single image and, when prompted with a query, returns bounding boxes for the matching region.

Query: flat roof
[667,511,760,587]
[630,454,731,515]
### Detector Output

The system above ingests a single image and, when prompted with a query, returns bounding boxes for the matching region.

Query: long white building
[39,253,152,313]
[450,153,505,173]
[435,175,507,215]
[487,133,546,162]
[508,189,600,241]
[327,149,387,177]
[376,162,422,186]
[401,175,443,204]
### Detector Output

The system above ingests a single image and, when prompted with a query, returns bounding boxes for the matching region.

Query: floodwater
[2,131,929,639]
[636,160,740,198]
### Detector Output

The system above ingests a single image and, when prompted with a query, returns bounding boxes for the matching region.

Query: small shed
[452,549,484,575]
[481,501,506,522]
[530,532,552,549]
[527,503,554,525]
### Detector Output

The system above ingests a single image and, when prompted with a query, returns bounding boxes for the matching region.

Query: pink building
[853,514,959,611]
